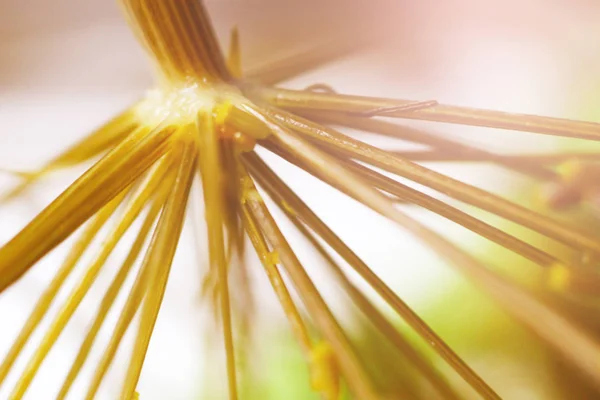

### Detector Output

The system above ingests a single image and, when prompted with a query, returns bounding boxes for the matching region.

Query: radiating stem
[57,182,168,399]
[257,87,600,141]
[243,108,600,391]
[120,0,230,81]
[9,157,171,400]
[227,27,242,78]
[0,193,125,386]
[281,143,562,269]
[84,159,179,400]
[0,106,139,202]
[388,150,600,164]
[305,111,557,179]
[243,151,492,399]
[244,36,371,86]
[258,107,600,255]
[0,123,175,292]
[239,104,503,398]
[241,205,313,354]
[120,134,197,400]
[240,163,378,400]
[197,112,238,400]
[248,152,460,400]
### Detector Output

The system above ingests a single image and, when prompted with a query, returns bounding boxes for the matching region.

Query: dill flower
[1,1,600,399]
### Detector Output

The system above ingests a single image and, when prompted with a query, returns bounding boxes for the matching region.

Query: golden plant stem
[240,210,324,394]
[84,159,180,400]
[244,152,482,400]
[197,112,238,400]
[221,142,254,349]
[263,137,563,270]
[258,87,600,141]
[305,111,557,180]
[227,27,242,79]
[57,194,164,400]
[340,156,599,290]
[0,193,125,386]
[337,154,560,267]
[238,104,500,399]
[238,156,314,364]
[304,224,459,400]
[267,131,600,272]
[0,124,175,293]
[246,152,461,400]
[249,107,600,391]
[120,0,230,81]
[9,157,172,400]
[389,150,600,164]
[120,135,197,400]
[50,107,141,167]
[240,205,313,355]
[260,107,600,255]
[84,242,155,400]
[0,106,139,203]
[225,143,248,261]
[243,185,379,400]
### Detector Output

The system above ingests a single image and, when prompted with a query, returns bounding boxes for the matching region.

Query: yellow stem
[120,135,197,399]
[0,193,125,386]
[120,0,230,82]
[245,152,461,400]
[58,174,170,399]
[10,157,171,399]
[198,111,239,400]
[240,164,378,400]
[238,105,500,400]
[0,123,175,293]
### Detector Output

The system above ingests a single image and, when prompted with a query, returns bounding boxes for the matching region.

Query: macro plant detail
[1,0,600,399]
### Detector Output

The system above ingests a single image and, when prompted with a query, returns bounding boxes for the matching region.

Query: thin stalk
[244,35,373,86]
[248,153,460,400]
[239,104,505,398]
[240,205,313,355]
[257,87,600,141]
[244,110,600,390]
[243,151,493,399]
[388,150,600,164]
[120,135,197,400]
[84,158,179,400]
[333,153,561,268]
[239,164,378,400]
[197,112,238,400]
[9,157,172,400]
[1,106,139,202]
[305,111,557,179]
[57,193,164,399]
[0,193,126,386]
[0,123,176,292]
[264,138,563,269]
[121,0,230,81]
[259,107,600,255]
[227,27,242,78]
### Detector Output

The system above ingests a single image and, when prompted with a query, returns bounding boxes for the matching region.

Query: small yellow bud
[310,342,340,400]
